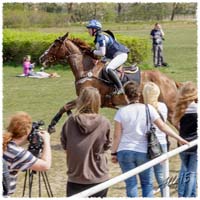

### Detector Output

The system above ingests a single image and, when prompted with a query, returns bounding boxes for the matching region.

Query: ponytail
[3,132,13,152]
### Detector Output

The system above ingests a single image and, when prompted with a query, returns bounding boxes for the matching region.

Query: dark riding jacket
[94,31,129,59]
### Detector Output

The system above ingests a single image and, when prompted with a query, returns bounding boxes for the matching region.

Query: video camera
[23,120,53,197]
[28,120,45,157]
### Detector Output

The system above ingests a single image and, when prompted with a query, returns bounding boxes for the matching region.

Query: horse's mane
[69,38,98,59]
[70,38,92,51]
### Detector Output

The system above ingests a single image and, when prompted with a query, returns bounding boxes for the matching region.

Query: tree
[117,3,122,17]
[171,3,178,21]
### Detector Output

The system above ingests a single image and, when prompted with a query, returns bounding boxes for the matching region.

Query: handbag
[145,104,163,159]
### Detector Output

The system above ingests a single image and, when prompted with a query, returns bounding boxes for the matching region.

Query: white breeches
[106,52,128,72]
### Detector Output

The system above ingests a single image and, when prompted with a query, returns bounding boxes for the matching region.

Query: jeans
[153,44,164,66]
[178,151,197,197]
[117,150,153,197]
[153,144,167,197]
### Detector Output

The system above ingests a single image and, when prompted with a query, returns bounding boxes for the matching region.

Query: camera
[28,120,45,157]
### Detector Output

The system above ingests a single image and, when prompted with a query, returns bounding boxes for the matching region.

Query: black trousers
[67,181,108,197]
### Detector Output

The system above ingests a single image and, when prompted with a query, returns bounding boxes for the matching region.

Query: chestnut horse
[39,32,179,133]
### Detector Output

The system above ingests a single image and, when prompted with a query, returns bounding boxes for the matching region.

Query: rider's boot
[107,68,124,95]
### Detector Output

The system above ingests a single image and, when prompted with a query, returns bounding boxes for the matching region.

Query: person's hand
[178,138,189,146]
[30,63,35,68]
[38,130,50,143]
[93,59,99,65]
[111,155,118,163]
[90,49,95,54]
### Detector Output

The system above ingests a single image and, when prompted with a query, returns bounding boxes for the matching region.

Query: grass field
[3,21,197,197]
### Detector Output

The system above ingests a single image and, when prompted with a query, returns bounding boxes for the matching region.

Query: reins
[54,38,110,86]
[75,73,111,86]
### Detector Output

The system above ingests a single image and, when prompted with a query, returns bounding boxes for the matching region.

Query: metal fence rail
[68,140,198,198]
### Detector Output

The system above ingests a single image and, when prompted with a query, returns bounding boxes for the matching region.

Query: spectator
[172,81,197,197]
[3,112,51,196]
[150,23,167,67]
[142,81,169,197]
[111,81,188,197]
[23,55,35,76]
[60,87,111,197]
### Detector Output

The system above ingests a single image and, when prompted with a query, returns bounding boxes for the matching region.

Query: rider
[86,19,129,95]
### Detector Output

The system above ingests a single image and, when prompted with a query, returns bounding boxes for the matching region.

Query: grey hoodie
[61,114,111,184]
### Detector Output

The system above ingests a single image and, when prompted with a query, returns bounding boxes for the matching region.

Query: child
[23,55,35,76]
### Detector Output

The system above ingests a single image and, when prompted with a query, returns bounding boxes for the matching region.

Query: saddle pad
[121,67,141,85]
[123,65,139,74]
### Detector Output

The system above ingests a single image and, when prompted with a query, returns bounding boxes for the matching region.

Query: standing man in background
[150,23,168,67]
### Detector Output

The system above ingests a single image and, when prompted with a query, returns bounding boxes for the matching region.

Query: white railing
[68,140,197,198]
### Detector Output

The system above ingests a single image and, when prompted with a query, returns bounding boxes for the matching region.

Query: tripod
[22,169,53,197]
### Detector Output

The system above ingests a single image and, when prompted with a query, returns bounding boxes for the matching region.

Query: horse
[39,32,180,133]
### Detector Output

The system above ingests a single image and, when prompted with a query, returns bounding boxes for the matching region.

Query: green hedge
[3,29,149,65]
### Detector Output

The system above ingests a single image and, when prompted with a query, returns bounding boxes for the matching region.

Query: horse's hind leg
[48,100,76,133]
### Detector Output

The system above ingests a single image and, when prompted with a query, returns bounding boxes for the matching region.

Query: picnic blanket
[16,72,60,78]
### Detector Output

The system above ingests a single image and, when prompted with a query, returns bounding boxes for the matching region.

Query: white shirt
[185,101,197,114]
[155,102,168,144]
[114,103,160,153]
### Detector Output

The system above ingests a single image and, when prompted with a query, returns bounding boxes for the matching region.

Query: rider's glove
[90,49,95,54]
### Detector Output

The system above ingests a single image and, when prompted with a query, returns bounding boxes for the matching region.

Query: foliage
[3,29,149,65]
[3,29,59,64]
[3,3,197,28]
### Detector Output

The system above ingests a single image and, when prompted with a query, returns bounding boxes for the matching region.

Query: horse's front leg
[48,99,77,133]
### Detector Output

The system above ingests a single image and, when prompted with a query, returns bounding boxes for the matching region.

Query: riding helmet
[86,19,102,30]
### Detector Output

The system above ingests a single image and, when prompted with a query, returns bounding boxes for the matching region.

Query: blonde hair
[75,87,101,115]
[142,82,160,110]
[3,112,32,152]
[23,55,31,61]
[172,81,197,126]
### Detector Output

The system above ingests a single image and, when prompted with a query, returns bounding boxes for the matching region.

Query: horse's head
[39,32,72,67]
[39,32,96,68]
[40,32,97,69]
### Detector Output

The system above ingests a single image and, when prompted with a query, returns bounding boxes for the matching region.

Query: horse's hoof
[48,125,56,134]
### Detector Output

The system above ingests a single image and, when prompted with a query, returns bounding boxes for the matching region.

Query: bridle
[41,38,82,66]
[42,37,102,84]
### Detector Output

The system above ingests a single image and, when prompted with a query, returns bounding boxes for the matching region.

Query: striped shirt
[3,141,37,195]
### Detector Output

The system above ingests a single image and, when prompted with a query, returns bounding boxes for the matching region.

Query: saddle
[99,64,141,86]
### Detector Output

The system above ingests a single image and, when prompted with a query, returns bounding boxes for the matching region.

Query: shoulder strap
[145,104,152,128]
[157,110,165,121]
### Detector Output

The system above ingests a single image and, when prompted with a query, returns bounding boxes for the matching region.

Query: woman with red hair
[3,112,51,196]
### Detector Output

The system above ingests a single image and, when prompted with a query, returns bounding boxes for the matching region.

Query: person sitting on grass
[23,55,35,76]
